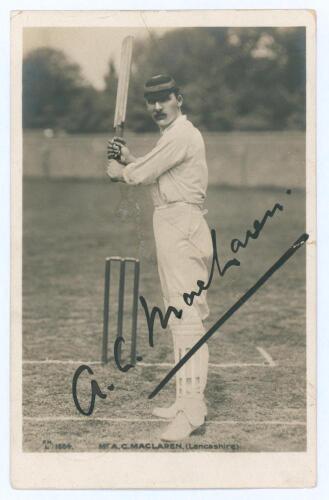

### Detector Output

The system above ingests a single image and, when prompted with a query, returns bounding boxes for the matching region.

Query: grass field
[22,173,306,452]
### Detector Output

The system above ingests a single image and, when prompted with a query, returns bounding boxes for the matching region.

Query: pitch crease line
[22,360,272,368]
[23,416,306,426]
[256,347,276,366]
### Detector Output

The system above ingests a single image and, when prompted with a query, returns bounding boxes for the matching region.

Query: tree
[22,28,306,133]
[23,47,86,129]
[126,27,305,132]
[63,86,114,133]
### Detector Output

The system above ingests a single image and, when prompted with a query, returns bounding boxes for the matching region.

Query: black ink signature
[72,364,115,416]
[148,232,309,399]
[71,191,295,411]
[230,202,284,253]
[184,199,286,306]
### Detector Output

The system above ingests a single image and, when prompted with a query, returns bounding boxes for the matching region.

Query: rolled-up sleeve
[122,132,188,185]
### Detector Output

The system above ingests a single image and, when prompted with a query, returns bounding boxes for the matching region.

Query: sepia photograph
[11,10,316,489]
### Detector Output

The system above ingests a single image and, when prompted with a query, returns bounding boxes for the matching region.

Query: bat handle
[115,124,124,138]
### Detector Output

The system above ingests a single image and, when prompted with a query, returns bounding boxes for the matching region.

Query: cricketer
[107,74,213,441]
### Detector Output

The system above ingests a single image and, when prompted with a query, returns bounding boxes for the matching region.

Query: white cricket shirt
[122,115,208,207]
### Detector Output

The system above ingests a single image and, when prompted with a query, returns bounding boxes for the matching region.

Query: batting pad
[171,318,208,427]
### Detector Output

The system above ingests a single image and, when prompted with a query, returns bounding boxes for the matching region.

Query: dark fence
[23,130,305,189]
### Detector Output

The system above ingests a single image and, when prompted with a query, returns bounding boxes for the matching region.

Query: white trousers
[153,203,213,425]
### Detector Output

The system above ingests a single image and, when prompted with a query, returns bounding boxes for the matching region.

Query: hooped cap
[144,74,179,100]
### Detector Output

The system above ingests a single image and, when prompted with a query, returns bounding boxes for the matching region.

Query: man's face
[145,92,183,130]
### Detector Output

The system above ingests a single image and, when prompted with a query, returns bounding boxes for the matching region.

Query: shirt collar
[161,114,187,135]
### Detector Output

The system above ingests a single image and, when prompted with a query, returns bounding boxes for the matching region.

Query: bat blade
[113,36,134,135]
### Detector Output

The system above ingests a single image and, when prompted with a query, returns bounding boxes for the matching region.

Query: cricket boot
[152,400,182,419]
[160,410,196,441]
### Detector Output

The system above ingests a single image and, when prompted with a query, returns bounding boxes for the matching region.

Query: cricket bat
[112,36,135,220]
[114,35,134,138]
